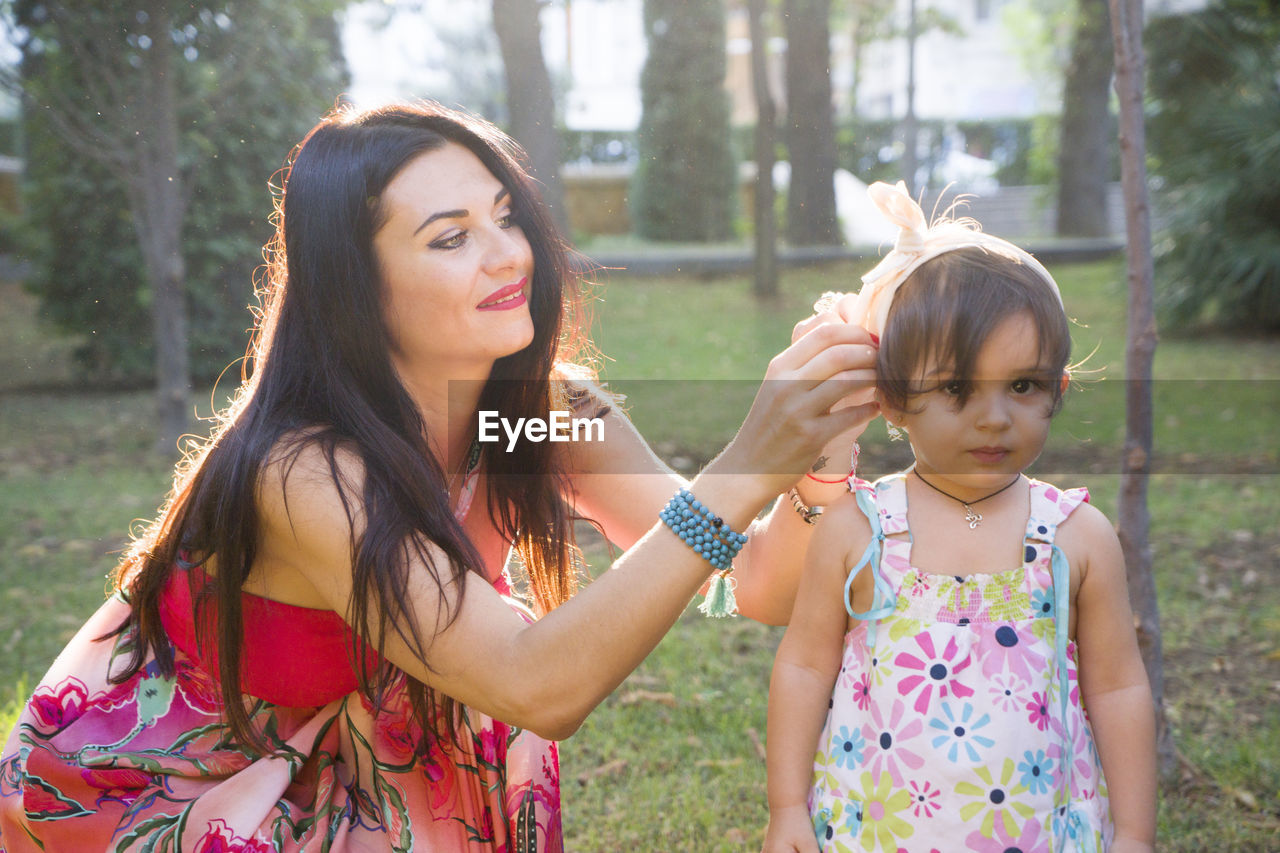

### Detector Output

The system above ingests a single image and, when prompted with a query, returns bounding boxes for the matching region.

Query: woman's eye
[431,231,467,250]
[497,211,514,229]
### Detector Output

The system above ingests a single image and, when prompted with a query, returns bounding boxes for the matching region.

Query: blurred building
[534,0,1206,130]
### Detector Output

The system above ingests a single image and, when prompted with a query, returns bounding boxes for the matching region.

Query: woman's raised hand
[713,317,878,502]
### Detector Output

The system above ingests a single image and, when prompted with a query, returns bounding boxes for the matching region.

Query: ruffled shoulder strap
[841,475,901,626]
[870,471,911,536]
[1024,479,1090,545]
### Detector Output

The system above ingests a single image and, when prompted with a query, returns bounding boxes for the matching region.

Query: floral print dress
[0,463,561,852]
[809,474,1111,852]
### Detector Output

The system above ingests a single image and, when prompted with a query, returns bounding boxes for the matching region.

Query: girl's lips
[477,278,527,310]
[970,447,1010,464]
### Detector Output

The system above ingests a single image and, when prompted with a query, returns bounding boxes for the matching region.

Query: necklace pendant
[964,505,982,529]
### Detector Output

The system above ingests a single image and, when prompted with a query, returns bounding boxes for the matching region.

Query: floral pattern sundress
[809,473,1111,852]
[0,454,561,852]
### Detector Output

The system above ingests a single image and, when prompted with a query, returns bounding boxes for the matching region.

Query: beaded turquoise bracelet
[659,488,749,617]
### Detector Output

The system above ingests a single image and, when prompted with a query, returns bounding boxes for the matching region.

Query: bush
[16,2,351,384]
[1147,0,1280,331]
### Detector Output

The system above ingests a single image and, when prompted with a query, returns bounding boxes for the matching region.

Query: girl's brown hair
[876,246,1071,414]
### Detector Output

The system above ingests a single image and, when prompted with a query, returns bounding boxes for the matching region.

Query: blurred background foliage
[1147,0,1280,332]
[9,0,350,384]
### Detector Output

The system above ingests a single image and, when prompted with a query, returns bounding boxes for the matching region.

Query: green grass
[2,259,1278,849]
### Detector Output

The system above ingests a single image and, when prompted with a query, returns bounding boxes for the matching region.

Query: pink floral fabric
[0,582,561,852]
[809,475,1111,852]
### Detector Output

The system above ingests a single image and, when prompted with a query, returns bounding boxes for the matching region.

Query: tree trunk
[749,0,779,299]
[783,0,842,246]
[1058,0,1115,237]
[1108,0,1175,778]
[901,0,918,195]
[492,0,569,236]
[133,0,191,453]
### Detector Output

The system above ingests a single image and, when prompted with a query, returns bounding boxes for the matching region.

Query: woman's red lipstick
[477,278,527,311]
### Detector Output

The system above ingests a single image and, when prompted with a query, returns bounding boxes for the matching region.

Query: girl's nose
[974,386,1013,430]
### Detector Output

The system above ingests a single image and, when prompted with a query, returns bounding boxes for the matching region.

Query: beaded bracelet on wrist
[659,488,748,617]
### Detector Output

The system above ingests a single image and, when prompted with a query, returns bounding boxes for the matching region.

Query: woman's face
[373,142,535,381]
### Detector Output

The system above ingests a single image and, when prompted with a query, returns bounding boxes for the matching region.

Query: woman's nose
[482,224,530,275]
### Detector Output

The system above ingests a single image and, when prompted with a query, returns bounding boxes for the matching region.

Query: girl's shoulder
[812,485,878,568]
[1054,494,1118,557]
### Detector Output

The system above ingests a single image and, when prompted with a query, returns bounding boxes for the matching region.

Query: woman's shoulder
[258,429,369,531]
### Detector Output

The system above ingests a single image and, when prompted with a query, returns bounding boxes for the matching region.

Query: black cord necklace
[912,470,1022,530]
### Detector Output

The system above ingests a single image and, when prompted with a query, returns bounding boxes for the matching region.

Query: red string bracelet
[805,469,855,484]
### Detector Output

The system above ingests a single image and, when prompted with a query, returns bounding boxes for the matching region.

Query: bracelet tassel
[698,570,738,618]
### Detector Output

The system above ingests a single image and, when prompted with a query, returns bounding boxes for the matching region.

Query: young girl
[764,182,1157,853]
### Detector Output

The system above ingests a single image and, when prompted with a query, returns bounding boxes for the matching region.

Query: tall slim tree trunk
[749,0,778,299]
[1109,0,1174,777]
[133,0,191,453]
[1058,0,1114,237]
[783,0,841,246]
[493,0,569,236]
[901,0,918,195]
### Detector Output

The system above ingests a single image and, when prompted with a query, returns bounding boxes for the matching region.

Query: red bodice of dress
[159,564,377,708]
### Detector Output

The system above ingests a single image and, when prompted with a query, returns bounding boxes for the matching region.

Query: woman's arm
[1065,503,1157,852]
[560,403,866,626]
[762,495,865,853]
[264,322,873,741]
[562,323,878,625]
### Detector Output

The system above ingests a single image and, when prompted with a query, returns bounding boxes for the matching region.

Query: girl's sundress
[0,461,561,852]
[809,473,1111,853]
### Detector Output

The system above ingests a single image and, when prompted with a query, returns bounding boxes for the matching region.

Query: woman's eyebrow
[413,188,511,236]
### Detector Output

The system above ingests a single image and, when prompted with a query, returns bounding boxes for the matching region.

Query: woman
[0,102,876,852]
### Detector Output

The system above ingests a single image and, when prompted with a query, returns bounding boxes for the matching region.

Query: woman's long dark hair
[109,102,590,751]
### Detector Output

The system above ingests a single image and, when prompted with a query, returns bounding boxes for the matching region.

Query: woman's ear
[1059,370,1071,396]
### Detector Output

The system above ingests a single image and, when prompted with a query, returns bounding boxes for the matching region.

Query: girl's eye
[1011,378,1042,394]
[941,380,966,397]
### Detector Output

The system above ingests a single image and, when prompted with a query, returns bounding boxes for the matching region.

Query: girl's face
[373,142,535,381]
[881,311,1058,501]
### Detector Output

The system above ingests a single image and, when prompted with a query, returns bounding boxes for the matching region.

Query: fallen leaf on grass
[1228,787,1259,810]
[747,727,766,761]
[694,757,743,769]
[618,690,677,707]
[577,758,628,784]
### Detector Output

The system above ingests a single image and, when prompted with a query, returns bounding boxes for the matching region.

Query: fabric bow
[841,180,1062,338]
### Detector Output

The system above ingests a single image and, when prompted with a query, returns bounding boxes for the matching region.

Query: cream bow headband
[835,181,1062,338]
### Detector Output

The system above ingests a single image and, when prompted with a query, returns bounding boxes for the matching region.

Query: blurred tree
[1147,0,1280,330]
[836,0,894,119]
[1110,0,1173,779]
[4,0,349,450]
[747,0,778,297]
[1055,0,1114,237]
[631,0,736,241]
[783,0,841,245]
[493,0,569,234]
